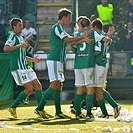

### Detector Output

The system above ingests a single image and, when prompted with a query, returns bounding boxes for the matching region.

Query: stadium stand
[0,0,6,13]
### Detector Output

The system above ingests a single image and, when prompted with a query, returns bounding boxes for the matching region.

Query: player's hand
[108,26,115,36]
[20,42,29,48]
[34,56,40,63]
[84,37,94,44]
[82,31,89,38]
[108,38,113,44]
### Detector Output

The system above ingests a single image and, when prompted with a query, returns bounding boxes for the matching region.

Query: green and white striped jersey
[94,31,110,67]
[47,23,69,63]
[5,32,29,71]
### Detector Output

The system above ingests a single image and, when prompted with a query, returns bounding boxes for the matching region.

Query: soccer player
[70,16,88,110]
[4,18,42,118]
[34,8,88,119]
[92,19,121,119]
[70,16,94,119]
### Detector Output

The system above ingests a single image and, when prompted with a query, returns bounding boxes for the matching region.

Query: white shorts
[11,68,37,86]
[74,68,94,87]
[95,63,108,87]
[47,60,65,83]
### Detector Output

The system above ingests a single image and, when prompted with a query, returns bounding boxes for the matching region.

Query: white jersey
[21,27,37,40]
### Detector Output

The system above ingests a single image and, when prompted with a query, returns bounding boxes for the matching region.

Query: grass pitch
[0,100,133,133]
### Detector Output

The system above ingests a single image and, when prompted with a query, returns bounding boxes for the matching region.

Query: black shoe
[124,73,132,77]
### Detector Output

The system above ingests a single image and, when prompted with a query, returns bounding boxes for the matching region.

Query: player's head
[76,16,84,24]
[58,8,72,26]
[76,16,86,31]
[91,18,103,31]
[11,18,23,34]
[24,19,30,28]
[80,17,91,29]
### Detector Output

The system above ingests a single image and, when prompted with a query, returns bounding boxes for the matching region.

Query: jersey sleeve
[4,33,16,46]
[32,28,37,35]
[94,30,104,42]
[95,41,102,52]
[54,25,69,39]
[93,31,103,52]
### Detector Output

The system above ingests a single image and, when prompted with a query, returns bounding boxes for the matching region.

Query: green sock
[37,87,55,111]
[53,90,62,115]
[81,92,87,102]
[103,91,118,108]
[35,90,42,104]
[86,94,94,116]
[11,91,27,108]
[98,98,108,115]
[74,94,82,115]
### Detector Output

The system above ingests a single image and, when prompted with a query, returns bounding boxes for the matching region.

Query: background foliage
[78,0,129,51]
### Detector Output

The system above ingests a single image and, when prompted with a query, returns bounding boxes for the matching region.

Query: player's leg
[95,64,109,118]
[85,68,95,119]
[28,68,43,104]
[71,69,86,119]
[9,70,33,118]
[52,65,70,119]
[102,63,121,118]
[53,81,62,115]
[95,87,109,118]
[81,86,87,108]
[86,87,95,119]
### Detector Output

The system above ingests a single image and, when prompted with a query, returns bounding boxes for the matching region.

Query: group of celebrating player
[4,8,121,120]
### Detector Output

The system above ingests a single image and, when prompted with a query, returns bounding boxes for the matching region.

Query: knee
[34,82,42,90]
[50,81,60,90]
[25,88,33,95]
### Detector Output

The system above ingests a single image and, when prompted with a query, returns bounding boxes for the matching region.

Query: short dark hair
[58,8,72,20]
[92,18,103,30]
[11,18,22,29]
[24,19,30,22]
[80,17,91,28]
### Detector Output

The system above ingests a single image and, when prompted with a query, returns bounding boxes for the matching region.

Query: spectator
[91,0,114,32]
[127,0,133,22]
[21,19,37,52]
[124,21,133,77]
[5,19,13,39]
[12,0,26,18]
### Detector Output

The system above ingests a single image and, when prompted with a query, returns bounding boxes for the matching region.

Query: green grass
[0,100,133,133]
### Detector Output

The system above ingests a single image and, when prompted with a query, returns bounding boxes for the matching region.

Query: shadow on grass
[0,118,20,121]
[16,118,87,126]
[41,118,87,125]
[0,100,72,110]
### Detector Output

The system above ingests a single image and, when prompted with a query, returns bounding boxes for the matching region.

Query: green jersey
[94,31,109,67]
[47,23,69,63]
[74,29,95,69]
[5,32,29,71]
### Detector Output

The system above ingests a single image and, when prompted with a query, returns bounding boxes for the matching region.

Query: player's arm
[26,55,40,63]
[4,42,29,52]
[107,26,115,37]
[102,37,112,44]
[64,31,88,43]
[71,44,76,54]
[72,37,94,45]
[95,51,100,56]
